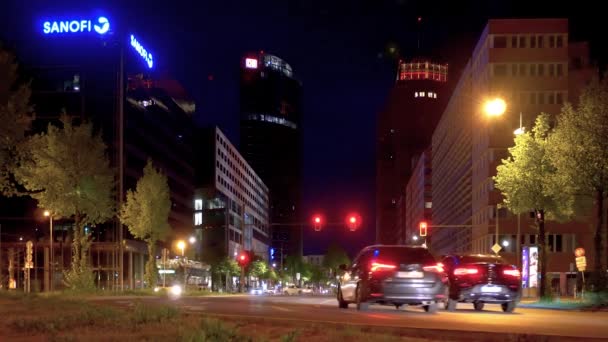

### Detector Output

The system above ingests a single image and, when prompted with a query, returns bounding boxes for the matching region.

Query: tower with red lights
[376,58,448,245]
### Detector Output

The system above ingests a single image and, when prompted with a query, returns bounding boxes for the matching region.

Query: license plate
[397,271,423,278]
[481,286,501,293]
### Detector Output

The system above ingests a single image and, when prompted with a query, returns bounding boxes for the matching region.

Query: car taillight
[423,263,445,273]
[454,267,479,276]
[503,268,521,277]
[370,262,397,272]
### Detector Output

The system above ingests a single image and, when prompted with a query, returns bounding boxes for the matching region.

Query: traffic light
[346,213,361,231]
[419,221,428,237]
[312,214,324,232]
[237,252,249,267]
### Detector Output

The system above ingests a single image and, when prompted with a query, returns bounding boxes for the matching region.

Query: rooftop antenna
[417,16,422,51]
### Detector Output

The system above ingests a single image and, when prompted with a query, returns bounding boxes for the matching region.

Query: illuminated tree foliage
[14,116,114,290]
[0,45,32,195]
[549,77,608,291]
[495,113,574,298]
[120,159,171,288]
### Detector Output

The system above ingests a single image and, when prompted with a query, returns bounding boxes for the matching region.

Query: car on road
[337,245,448,313]
[250,287,264,295]
[283,285,311,296]
[441,254,521,313]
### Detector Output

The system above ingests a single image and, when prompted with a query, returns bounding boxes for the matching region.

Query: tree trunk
[145,242,157,288]
[537,209,548,299]
[594,190,605,291]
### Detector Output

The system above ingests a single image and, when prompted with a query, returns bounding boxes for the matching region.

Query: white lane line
[320,299,336,305]
[271,305,292,312]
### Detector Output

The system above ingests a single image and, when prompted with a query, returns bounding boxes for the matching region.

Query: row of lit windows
[493,63,565,77]
[493,34,566,49]
[414,91,438,98]
[246,114,297,129]
[216,147,268,210]
[474,234,574,254]
[216,133,268,196]
[515,91,565,106]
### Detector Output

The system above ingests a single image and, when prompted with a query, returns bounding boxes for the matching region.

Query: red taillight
[423,263,445,273]
[370,262,397,272]
[503,269,521,277]
[454,268,479,276]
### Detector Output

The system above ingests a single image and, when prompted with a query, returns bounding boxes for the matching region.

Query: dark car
[441,254,521,313]
[337,245,448,313]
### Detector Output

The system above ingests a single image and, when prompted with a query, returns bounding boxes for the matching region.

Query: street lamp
[189,236,196,244]
[43,210,53,292]
[177,240,186,257]
[412,235,419,241]
[484,98,507,117]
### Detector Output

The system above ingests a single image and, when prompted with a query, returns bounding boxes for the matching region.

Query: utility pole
[117,44,125,292]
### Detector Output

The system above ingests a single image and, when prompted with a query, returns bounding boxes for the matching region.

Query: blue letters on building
[42,16,110,35]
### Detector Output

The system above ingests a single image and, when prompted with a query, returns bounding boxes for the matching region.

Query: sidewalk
[518,296,604,311]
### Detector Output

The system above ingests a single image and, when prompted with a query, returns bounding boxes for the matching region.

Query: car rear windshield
[460,255,505,264]
[371,247,436,265]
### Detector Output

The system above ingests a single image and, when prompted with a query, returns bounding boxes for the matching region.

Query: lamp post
[43,210,53,292]
[177,240,185,257]
[513,111,524,268]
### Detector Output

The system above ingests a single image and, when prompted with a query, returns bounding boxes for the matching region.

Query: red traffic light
[312,214,324,232]
[419,221,428,237]
[237,252,249,266]
[346,213,362,231]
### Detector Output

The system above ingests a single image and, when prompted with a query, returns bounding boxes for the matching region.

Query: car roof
[445,253,502,259]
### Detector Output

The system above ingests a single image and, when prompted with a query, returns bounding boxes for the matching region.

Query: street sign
[575,256,587,271]
[491,243,502,254]
[296,272,301,281]
[574,247,585,258]
[25,261,34,269]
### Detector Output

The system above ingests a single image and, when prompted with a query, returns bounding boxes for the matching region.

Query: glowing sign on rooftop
[245,58,258,69]
[130,35,154,69]
[42,16,110,35]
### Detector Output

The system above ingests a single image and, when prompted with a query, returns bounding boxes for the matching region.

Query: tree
[0,45,32,195]
[284,255,305,283]
[14,116,114,290]
[262,268,278,283]
[309,264,328,286]
[549,76,608,291]
[119,159,171,288]
[212,257,240,291]
[322,243,350,278]
[248,260,268,279]
[494,113,574,299]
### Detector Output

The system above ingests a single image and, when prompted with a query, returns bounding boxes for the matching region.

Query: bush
[132,302,180,325]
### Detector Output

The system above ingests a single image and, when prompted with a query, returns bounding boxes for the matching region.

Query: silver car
[337,245,448,313]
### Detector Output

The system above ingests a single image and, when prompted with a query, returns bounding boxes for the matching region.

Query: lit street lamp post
[43,210,53,292]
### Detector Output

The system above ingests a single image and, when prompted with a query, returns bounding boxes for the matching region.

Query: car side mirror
[338,264,347,271]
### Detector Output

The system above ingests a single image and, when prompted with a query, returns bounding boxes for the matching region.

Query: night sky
[1,0,605,256]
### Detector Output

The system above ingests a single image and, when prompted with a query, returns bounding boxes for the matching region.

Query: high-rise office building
[193,127,270,265]
[239,53,302,261]
[431,19,596,295]
[376,60,448,244]
[0,14,196,290]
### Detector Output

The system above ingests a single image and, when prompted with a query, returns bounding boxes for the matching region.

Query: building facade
[239,53,303,262]
[194,127,270,264]
[403,148,432,244]
[0,15,196,290]
[376,60,448,244]
[432,19,596,295]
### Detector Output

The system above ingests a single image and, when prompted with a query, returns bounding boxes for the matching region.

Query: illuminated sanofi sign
[130,35,154,69]
[43,16,110,35]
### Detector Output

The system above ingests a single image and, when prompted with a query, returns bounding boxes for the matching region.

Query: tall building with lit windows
[239,53,302,263]
[194,127,270,264]
[376,59,448,244]
[431,19,596,295]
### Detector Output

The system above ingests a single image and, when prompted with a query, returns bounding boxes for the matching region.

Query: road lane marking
[271,305,292,312]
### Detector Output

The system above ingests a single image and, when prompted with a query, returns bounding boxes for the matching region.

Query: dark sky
[2,0,605,256]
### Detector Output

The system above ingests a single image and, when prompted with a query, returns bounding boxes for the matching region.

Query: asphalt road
[97,295,608,340]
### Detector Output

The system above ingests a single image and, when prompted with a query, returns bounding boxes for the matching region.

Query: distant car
[283,285,305,296]
[250,287,264,295]
[337,245,448,313]
[441,254,521,313]
[264,287,277,295]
